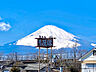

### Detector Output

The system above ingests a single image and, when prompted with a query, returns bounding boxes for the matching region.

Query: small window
[93,50,96,55]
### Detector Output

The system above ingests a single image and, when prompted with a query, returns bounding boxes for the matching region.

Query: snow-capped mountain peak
[16,25,80,49]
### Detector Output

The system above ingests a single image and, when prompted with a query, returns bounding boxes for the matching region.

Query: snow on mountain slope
[16,25,80,49]
[91,43,96,47]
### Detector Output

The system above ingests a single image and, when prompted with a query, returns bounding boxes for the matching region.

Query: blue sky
[0,0,96,45]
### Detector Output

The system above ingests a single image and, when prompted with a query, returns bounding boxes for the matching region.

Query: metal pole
[51,47,52,67]
[93,64,94,72]
[15,52,17,61]
[47,48,48,72]
[38,47,40,72]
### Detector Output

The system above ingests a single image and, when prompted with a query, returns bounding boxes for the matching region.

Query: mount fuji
[15,25,80,49]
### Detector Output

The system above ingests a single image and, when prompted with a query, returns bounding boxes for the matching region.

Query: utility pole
[47,48,48,72]
[38,47,40,72]
[15,52,17,61]
[51,47,52,67]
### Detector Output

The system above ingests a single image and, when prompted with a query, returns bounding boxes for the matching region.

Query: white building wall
[82,63,96,72]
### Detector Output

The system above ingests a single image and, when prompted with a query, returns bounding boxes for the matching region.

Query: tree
[77,49,87,58]
[10,66,20,72]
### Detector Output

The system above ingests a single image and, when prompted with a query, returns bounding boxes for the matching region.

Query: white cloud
[0,22,11,31]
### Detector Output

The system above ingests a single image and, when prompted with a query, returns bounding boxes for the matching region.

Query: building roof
[79,48,96,63]
[79,48,95,60]
[24,63,46,70]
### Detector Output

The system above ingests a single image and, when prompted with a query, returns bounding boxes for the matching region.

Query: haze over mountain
[15,25,80,49]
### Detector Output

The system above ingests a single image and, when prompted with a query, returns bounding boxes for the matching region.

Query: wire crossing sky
[0,0,96,45]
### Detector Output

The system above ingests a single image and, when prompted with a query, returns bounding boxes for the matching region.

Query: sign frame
[36,37,55,48]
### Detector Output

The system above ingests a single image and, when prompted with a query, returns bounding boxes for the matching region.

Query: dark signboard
[38,38,53,48]
[36,36,55,48]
